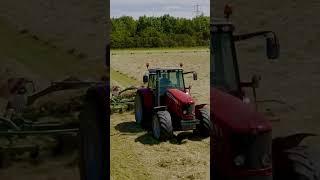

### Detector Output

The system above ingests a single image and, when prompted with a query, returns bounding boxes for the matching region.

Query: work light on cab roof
[224,4,232,20]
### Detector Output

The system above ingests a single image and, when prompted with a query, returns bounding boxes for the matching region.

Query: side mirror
[143,75,148,83]
[193,72,198,80]
[266,35,280,59]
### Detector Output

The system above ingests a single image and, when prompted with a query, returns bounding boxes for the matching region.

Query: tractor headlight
[261,153,271,167]
[234,155,245,166]
[183,110,187,114]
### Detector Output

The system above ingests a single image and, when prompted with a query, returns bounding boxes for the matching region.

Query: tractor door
[148,73,158,107]
[211,23,242,98]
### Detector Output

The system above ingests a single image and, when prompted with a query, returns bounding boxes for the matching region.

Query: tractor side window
[167,71,184,90]
[212,32,239,92]
[159,72,170,95]
[148,74,156,90]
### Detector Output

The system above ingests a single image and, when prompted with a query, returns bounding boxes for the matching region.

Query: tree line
[111,15,210,49]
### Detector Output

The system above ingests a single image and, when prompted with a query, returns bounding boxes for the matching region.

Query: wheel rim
[135,96,142,124]
[152,115,160,139]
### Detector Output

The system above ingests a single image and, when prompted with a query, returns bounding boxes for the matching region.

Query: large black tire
[134,94,144,125]
[152,111,173,141]
[79,86,108,180]
[275,146,319,180]
[195,108,212,137]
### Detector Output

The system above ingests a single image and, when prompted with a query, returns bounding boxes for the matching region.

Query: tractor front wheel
[195,108,212,138]
[275,146,319,180]
[152,111,173,141]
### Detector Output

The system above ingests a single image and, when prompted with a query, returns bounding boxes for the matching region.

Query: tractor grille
[186,104,194,115]
[183,104,195,116]
[231,132,272,169]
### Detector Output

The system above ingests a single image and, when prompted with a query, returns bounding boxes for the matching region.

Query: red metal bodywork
[210,87,273,179]
[165,89,195,120]
[138,86,200,130]
[211,87,271,134]
[137,88,153,116]
[167,89,194,104]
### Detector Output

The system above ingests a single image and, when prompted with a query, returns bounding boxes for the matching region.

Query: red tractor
[134,65,212,140]
[210,17,319,180]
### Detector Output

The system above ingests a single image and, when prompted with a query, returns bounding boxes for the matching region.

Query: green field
[0,18,105,180]
[110,49,210,180]
[0,18,105,80]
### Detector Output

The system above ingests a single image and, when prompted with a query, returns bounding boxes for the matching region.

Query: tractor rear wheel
[152,111,173,141]
[134,94,144,125]
[195,108,212,137]
[79,86,108,180]
[275,146,319,180]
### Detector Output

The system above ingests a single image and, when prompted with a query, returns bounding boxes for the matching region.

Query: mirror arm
[183,71,194,75]
[240,82,253,88]
[234,31,274,42]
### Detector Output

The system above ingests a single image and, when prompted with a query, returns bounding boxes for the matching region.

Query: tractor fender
[195,104,208,117]
[272,133,318,180]
[136,88,153,113]
[272,133,317,151]
[195,104,208,110]
[153,106,167,112]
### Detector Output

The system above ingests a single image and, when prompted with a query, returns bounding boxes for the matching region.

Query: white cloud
[111,0,209,19]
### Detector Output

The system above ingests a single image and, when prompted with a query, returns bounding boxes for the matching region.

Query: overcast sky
[111,0,209,19]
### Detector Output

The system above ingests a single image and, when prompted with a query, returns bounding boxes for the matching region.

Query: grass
[0,18,103,79]
[110,49,210,179]
[110,68,140,87]
[110,113,210,180]
[111,46,209,52]
[110,113,151,180]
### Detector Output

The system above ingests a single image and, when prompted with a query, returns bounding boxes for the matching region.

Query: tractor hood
[211,88,271,134]
[167,89,194,104]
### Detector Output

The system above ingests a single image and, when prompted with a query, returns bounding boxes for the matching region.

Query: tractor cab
[211,21,240,97]
[148,68,185,94]
[144,68,185,107]
[143,67,197,106]
[211,20,280,100]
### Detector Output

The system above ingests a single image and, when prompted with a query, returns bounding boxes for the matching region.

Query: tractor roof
[211,17,234,27]
[211,18,235,32]
[211,17,233,23]
[148,68,183,73]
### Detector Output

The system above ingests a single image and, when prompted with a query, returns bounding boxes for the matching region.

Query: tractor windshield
[211,31,240,92]
[159,70,184,94]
